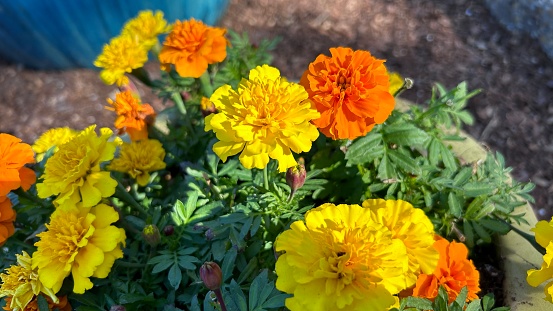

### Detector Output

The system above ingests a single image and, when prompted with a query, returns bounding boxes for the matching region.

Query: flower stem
[263,166,269,190]
[214,289,228,311]
[199,71,214,97]
[114,183,148,218]
[171,92,187,115]
[506,221,546,255]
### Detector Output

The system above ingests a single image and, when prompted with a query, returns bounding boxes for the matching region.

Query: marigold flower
[106,90,156,141]
[200,96,217,117]
[36,126,119,209]
[299,47,395,140]
[527,217,553,302]
[33,203,126,294]
[0,196,16,246]
[205,65,320,172]
[107,139,166,186]
[412,236,480,303]
[159,18,228,78]
[121,10,171,50]
[0,251,58,311]
[274,203,409,311]
[0,133,36,197]
[32,127,79,162]
[94,34,149,86]
[362,198,439,291]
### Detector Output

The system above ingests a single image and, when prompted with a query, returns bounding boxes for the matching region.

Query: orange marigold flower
[159,18,228,78]
[299,47,395,140]
[106,90,156,141]
[0,196,16,246]
[0,133,36,196]
[412,236,480,303]
[3,295,72,311]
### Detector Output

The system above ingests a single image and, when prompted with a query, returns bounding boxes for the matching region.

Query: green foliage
[390,286,509,311]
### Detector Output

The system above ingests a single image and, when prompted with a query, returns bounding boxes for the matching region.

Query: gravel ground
[1,0,552,220]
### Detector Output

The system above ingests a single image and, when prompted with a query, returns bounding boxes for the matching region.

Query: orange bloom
[412,236,480,303]
[106,90,156,141]
[0,196,16,246]
[300,47,395,140]
[3,295,71,311]
[159,18,228,78]
[0,134,36,196]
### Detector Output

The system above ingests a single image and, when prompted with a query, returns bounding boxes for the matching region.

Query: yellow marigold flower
[159,18,228,78]
[32,127,79,162]
[388,72,404,96]
[205,65,320,172]
[33,203,126,294]
[121,10,171,50]
[0,251,58,311]
[93,34,149,86]
[527,217,553,302]
[4,295,72,311]
[36,126,119,209]
[274,203,409,311]
[362,199,439,292]
[107,139,166,186]
[106,90,156,141]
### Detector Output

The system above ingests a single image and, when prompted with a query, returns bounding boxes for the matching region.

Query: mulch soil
[1,0,551,305]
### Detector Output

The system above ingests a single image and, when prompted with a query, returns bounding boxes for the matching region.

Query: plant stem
[199,71,214,97]
[507,221,546,255]
[263,166,269,190]
[114,183,148,218]
[214,289,228,311]
[171,92,187,115]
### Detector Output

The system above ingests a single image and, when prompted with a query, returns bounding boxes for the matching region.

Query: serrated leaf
[152,260,175,274]
[222,247,238,282]
[454,287,469,307]
[249,270,275,311]
[388,149,421,175]
[224,280,248,311]
[439,141,458,170]
[466,299,483,311]
[345,133,384,165]
[377,155,396,180]
[218,158,240,176]
[403,296,433,309]
[448,192,462,218]
[168,264,182,289]
[251,216,262,236]
[463,182,495,197]
[178,255,199,270]
[383,123,430,146]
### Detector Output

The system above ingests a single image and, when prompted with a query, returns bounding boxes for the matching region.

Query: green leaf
[37,295,50,311]
[479,218,510,235]
[345,133,384,165]
[462,182,495,197]
[471,221,492,243]
[448,192,462,218]
[439,141,458,170]
[151,259,175,274]
[466,299,483,311]
[218,158,240,176]
[168,264,182,289]
[463,219,475,248]
[248,270,276,311]
[382,123,430,146]
[237,257,258,284]
[388,150,421,175]
[222,247,238,282]
[224,280,248,311]
[453,287,469,308]
[178,255,199,270]
[377,155,396,180]
[403,296,433,309]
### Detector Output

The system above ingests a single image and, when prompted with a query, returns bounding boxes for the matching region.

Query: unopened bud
[200,97,217,117]
[286,163,307,194]
[110,306,126,311]
[142,224,161,247]
[200,262,223,290]
[163,225,174,236]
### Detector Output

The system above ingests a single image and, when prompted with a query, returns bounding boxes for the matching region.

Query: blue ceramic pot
[0,0,229,69]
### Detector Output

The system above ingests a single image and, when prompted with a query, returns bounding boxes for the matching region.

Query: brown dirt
[1,0,552,222]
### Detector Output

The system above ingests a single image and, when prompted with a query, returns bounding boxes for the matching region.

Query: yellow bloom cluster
[32,127,78,162]
[36,125,119,209]
[94,10,169,86]
[274,199,437,311]
[33,204,126,294]
[527,217,553,302]
[205,65,320,172]
[108,139,166,186]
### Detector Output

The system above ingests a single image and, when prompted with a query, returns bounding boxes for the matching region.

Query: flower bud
[163,225,174,236]
[110,306,126,311]
[286,163,306,194]
[200,262,223,290]
[200,97,217,117]
[142,224,161,247]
